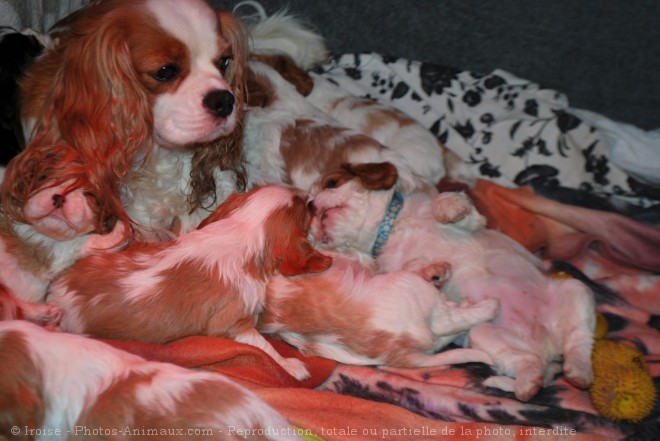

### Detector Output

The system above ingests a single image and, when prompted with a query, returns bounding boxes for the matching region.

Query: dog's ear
[198,190,252,228]
[341,162,398,191]
[278,239,333,276]
[251,53,314,96]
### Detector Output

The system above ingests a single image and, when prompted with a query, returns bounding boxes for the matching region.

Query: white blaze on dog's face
[307,162,399,253]
[146,0,241,147]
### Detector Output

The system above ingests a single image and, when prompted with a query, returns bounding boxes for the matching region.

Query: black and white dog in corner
[0,27,46,167]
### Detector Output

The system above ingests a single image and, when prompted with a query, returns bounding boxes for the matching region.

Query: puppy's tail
[234,1,329,69]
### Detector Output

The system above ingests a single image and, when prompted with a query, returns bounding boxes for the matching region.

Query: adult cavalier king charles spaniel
[2,0,249,240]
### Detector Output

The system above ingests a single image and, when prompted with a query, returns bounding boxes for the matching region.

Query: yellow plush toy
[589,312,657,422]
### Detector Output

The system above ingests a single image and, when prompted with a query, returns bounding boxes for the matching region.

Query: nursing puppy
[0,167,128,304]
[47,186,332,381]
[0,320,303,440]
[306,162,596,401]
[260,251,497,368]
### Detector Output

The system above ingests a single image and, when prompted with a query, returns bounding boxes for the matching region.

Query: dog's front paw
[432,192,472,224]
[469,298,500,322]
[25,303,64,328]
[281,357,311,381]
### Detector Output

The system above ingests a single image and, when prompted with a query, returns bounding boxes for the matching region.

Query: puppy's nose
[306,200,316,216]
[203,90,235,118]
[52,194,65,209]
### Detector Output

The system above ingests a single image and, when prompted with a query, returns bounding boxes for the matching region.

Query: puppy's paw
[469,298,500,322]
[281,357,311,381]
[432,192,472,224]
[24,303,64,328]
[563,354,593,389]
[514,359,545,401]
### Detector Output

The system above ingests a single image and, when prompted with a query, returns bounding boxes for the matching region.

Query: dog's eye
[323,179,337,189]
[217,57,231,73]
[152,64,180,82]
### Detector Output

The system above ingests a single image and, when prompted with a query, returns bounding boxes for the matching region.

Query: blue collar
[371,192,404,257]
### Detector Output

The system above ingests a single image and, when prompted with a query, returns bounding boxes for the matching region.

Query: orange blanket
[100,181,659,441]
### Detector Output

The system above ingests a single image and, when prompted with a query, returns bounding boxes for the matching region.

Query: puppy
[261,251,497,368]
[307,162,596,401]
[242,8,456,190]
[243,57,440,194]
[47,185,333,381]
[4,0,249,239]
[0,320,303,440]
[0,169,128,304]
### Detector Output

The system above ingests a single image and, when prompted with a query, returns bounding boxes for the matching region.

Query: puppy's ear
[251,53,314,96]
[341,162,398,191]
[198,190,251,228]
[246,65,276,108]
[279,239,333,276]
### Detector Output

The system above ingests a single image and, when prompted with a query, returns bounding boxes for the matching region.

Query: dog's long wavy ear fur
[189,10,250,212]
[5,2,153,230]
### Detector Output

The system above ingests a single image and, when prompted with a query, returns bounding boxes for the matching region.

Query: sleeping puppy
[243,57,440,194]
[47,185,333,381]
[0,165,128,304]
[5,0,249,239]
[0,320,303,440]
[306,162,596,401]
[260,251,497,368]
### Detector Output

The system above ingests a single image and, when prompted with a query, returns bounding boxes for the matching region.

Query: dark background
[212,0,660,130]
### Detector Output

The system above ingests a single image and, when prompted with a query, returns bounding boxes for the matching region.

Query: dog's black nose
[307,200,316,216]
[203,90,235,118]
[52,194,65,209]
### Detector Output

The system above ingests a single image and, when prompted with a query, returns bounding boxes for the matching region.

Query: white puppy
[0,320,302,440]
[307,162,596,401]
[261,251,498,368]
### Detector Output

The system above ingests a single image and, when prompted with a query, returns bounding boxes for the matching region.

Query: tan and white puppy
[243,57,441,194]
[47,186,332,381]
[306,162,596,401]
[261,251,497,368]
[0,175,127,304]
[0,320,303,440]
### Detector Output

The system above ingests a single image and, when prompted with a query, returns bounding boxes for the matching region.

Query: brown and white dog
[47,185,332,381]
[306,162,596,401]
[0,167,128,304]
[3,0,249,239]
[242,9,457,194]
[243,55,444,195]
[0,320,303,440]
[260,251,497,368]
